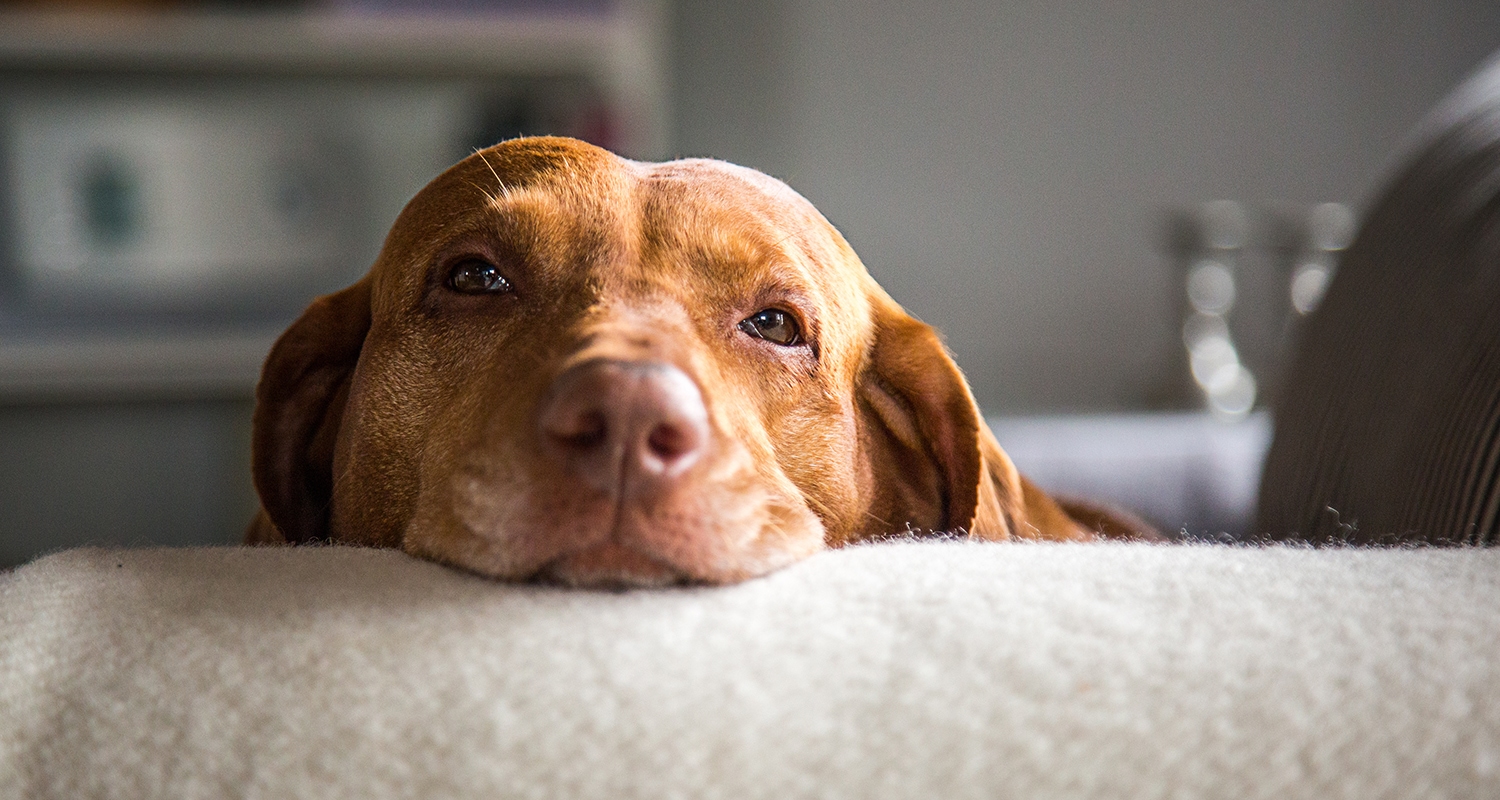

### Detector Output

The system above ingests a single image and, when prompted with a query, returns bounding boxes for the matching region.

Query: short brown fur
[248,137,1158,586]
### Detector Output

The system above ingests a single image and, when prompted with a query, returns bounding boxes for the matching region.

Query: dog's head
[251,137,1058,586]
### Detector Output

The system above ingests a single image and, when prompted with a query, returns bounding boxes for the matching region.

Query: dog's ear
[250,279,372,544]
[856,305,1025,540]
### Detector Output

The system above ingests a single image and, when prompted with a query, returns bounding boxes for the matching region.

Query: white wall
[673,0,1500,412]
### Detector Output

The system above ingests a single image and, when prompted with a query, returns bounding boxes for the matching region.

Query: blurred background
[2,0,1498,564]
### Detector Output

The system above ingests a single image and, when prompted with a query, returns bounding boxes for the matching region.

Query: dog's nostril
[646,422,695,461]
[547,410,608,450]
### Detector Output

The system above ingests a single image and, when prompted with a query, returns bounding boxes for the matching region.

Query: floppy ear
[250,279,372,544]
[855,305,1026,540]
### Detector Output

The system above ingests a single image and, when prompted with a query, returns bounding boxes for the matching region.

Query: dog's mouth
[427,353,827,588]
[536,540,691,589]
[527,471,707,589]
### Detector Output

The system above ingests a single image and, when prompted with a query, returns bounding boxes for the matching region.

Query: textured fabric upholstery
[3,544,1498,799]
[1257,54,1500,543]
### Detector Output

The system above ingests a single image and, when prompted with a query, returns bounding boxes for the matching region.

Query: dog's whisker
[461,179,501,206]
[794,491,846,537]
[474,150,511,201]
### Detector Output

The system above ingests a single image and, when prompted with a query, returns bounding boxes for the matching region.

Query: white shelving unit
[0,4,668,402]
[0,329,278,401]
[0,6,668,155]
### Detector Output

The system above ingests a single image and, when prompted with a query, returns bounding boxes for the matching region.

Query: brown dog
[247,136,1153,586]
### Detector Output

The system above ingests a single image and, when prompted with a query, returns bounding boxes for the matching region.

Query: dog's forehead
[632,159,867,290]
[637,158,818,223]
[640,160,828,241]
[377,138,872,320]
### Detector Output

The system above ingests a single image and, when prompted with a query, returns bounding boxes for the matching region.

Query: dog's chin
[416,477,829,587]
[538,542,689,589]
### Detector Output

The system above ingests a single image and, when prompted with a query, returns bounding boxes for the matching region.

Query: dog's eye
[738,308,801,346]
[447,259,512,294]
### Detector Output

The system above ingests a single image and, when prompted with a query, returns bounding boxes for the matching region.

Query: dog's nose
[538,359,710,495]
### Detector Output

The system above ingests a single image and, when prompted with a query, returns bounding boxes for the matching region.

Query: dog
[246,136,1156,587]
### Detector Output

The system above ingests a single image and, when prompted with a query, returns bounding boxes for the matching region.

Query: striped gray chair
[1256,56,1500,545]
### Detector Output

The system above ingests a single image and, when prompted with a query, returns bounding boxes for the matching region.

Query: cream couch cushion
[2,542,1497,799]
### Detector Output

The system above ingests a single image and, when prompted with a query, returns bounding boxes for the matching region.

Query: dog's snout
[538,360,709,494]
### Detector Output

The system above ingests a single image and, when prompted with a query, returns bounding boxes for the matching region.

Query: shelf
[1,8,628,76]
[0,3,668,156]
[0,329,278,403]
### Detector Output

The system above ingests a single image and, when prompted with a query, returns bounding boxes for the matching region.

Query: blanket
[2,542,1496,798]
